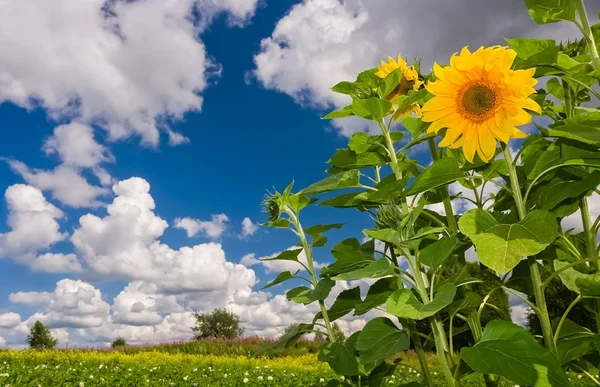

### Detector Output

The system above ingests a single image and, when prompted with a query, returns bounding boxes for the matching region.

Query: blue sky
[0,0,596,347]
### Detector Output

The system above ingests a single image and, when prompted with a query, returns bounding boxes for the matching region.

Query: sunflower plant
[256,1,600,386]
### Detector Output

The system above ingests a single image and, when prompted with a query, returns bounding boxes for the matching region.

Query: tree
[27,321,57,350]
[192,308,244,340]
[112,337,127,349]
[526,277,597,334]
[331,322,346,342]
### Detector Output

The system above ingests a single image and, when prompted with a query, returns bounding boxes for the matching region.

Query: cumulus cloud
[174,214,229,239]
[112,281,184,326]
[240,217,259,238]
[0,313,21,329]
[252,0,597,137]
[7,161,109,208]
[0,0,260,146]
[31,253,82,273]
[43,123,114,169]
[71,178,255,294]
[10,279,110,329]
[0,184,66,257]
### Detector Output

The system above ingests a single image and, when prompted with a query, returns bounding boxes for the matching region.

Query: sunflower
[376,55,423,121]
[421,46,541,163]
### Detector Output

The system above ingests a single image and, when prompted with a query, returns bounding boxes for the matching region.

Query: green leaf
[576,272,600,297]
[286,286,312,305]
[447,292,483,316]
[262,271,298,290]
[539,171,600,210]
[300,170,361,195]
[348,132,403,155]
[461,320,571,386]
[332,259,395,281]
[305,224,344,237]
[378,68,402,99]
[554,260,589,294]
[458,209,558,274]
[356,317,409,364]
[506,38,559,71]
[524,0,577,24]
[287,193,311,213]
[326,287,362,321]
[395,89,430,112]
[553,318,595,364]
[323,238,375,277]
[354,277,400,316]
[351,98,392,122]
[329,149,389,169]
[386,283,457,320]
[419,236,458,269]
[363,228,403,247]
[324,105,354,119]
[261,248,303,263]
[265,219,290,229]
[310,279,336,301]
[405,157,467,196]
[402,117,428,138]
[546,113,600,146]
[318,332,361,376]
[254,323,314,356]
[331,81,359,95]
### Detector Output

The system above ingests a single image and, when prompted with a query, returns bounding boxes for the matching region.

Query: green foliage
[258,1,600,386]
[192,309,244,340]
[27,321,57,350]
[112,337,127,349]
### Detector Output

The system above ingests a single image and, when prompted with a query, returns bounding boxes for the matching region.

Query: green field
[0,341,596,386]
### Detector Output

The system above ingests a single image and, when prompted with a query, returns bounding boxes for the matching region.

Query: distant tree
[331,322,346,342]
[527,277,597,334]
[112,337,127,349]
[313,330,326,343]
[27,321,57,350]
[192,309,244,340]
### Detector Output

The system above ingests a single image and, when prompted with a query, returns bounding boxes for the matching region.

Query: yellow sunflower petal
[477,124,497,162]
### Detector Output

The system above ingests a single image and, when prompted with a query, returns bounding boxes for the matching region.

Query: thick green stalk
[292,213,335,341]
[576,0,600,70]
[579,197,600,328]
[502,144,557,356]
[427,138,458,234]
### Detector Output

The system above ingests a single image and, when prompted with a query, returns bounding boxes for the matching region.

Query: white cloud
[8,161,109,208]
[0,313,21,329]
[43,123,114,169]
[252,0,592,137]
[240,217,259,238]
[174,214,229,239]
[112,281,184,326]
[71,178,255,294]
[0,0,260,145]
[31,253,82,273]
[10,279,110,329]
[0,184,66,257]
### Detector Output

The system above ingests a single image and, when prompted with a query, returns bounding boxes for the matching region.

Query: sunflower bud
[262,190,283,222]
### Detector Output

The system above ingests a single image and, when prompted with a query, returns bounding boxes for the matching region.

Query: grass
[0,340,596,386]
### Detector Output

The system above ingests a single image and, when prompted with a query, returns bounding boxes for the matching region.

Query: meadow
[0,340,596,387]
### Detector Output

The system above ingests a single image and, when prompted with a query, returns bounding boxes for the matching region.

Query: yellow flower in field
[376,55,423,121]
[421,46,541,163]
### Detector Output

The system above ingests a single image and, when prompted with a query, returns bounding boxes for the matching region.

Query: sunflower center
[459,82,499,122]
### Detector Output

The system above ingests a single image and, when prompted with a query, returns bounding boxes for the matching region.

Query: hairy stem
[580,197,600,329]
[502,143,557,356]
[576,0,600,70]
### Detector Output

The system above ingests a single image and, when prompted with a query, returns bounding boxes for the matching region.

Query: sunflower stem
[576,0,600,70]
[427,138,458,235]
[579,197,600,329]
[288,210,336,342]
[501,143,557,356]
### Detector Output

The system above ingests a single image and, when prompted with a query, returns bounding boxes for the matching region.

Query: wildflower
[267,376,273,381]
[258,376,263,380]
[422,46,540,163]
[243,378,249,383]
[320,378,325,382]
[79,383,84,387]
[376,54,423,121]
[183,376,188,381]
